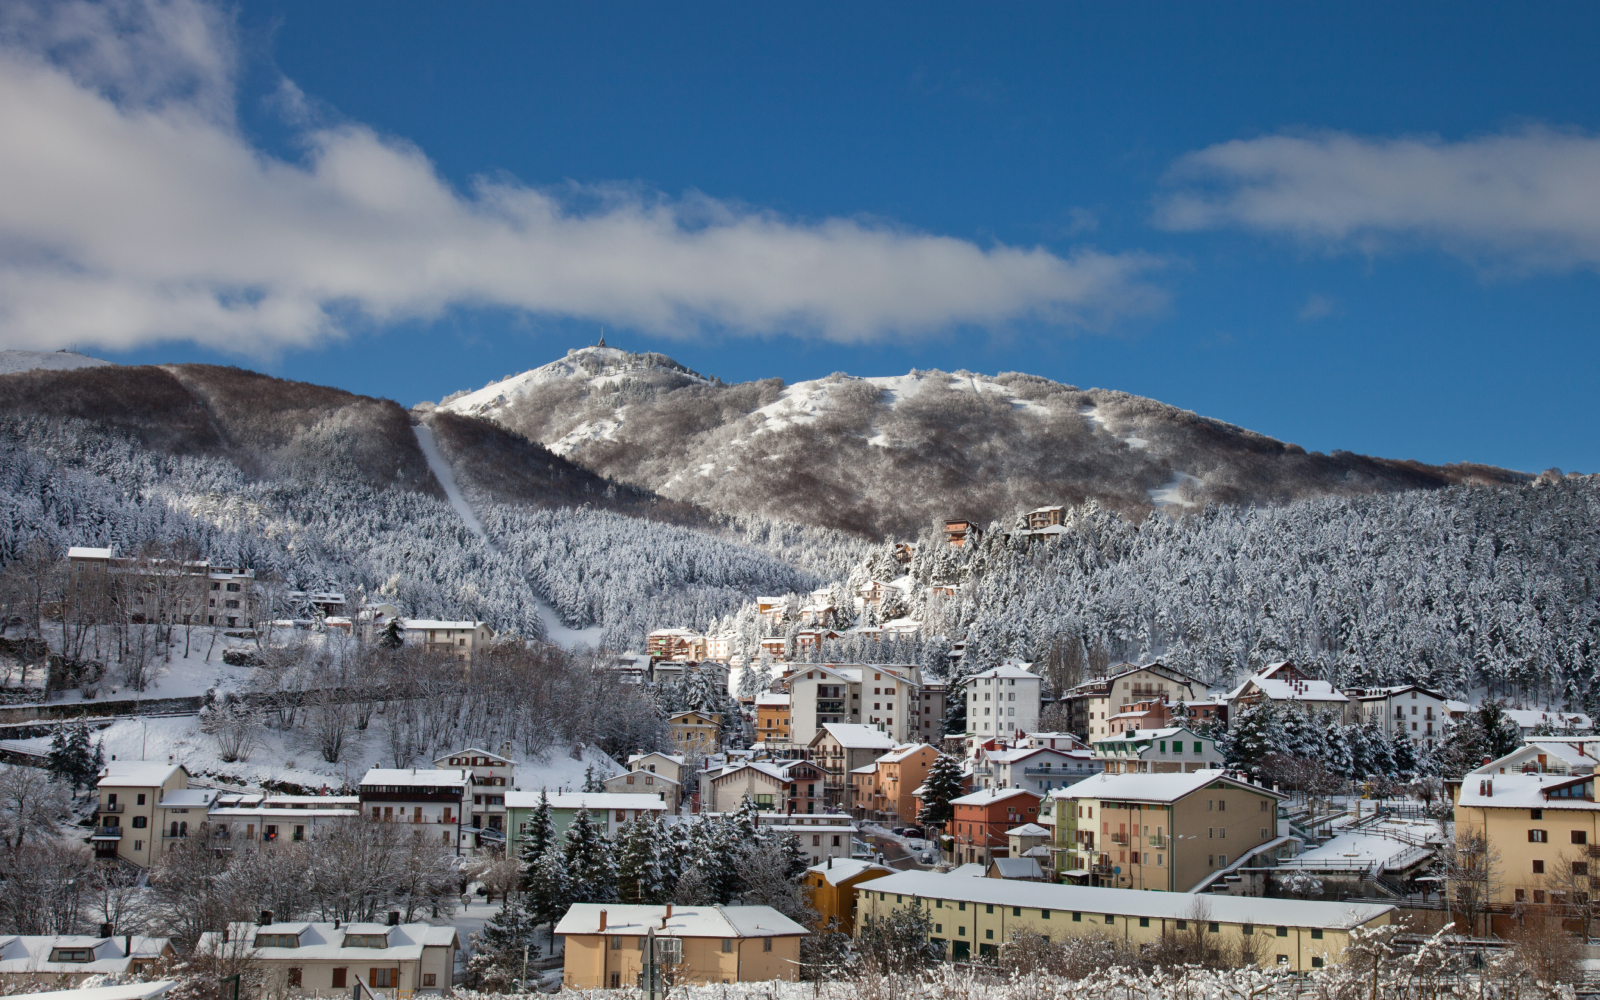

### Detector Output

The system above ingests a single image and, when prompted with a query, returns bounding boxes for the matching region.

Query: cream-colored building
[604,769,681,813]
[1062,662,1204,741]
[196,920,457,995]
[855,871,1392,969]
[401,619,493,662]
[1454,742,1600,908]
[557,904,807,989]
[0,935,175,989]
[667,710,721,753]
[787,664,924,746]
[92,760,196,867]
[435,747,514,844]
[1092,727,1222,774]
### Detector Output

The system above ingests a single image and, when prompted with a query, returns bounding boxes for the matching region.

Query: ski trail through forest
[412,423,603,648]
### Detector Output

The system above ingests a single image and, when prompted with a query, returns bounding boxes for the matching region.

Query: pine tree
[518,789,557,890]
[729,793,762,847]
[918,752,965,829]
[523,846,573,935]
[615,813,669,904]
[563,808,618,903]
[379,616,404,650]
[48,722,99,792]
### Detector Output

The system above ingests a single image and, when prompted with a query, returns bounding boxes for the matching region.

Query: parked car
[901,827,923,839]
[891,827,906,836]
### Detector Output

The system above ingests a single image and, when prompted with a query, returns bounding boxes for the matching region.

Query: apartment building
[206,793,360,844]
[557,904,807,989]
[1343,685,1448,748]
[705,759,828,814]
[754,692,792,746]
[808,724,897,812]
[647,628,707,662]
[1053,770,1286,892]
[913,682,948,743]
[963,662,1041,748]
[971,745,1100,796]
[92,760,195,867]
[1059,663,1205,741]
[66,546,257,629]
[667,710,721,754]
[1092,727,1222,774]
[852,744,939,824]
[506,792,670,844]
[855,871,1392,968]
[401,620,494,663]
[948,788,1043,866]
[434,747,513,844]
[1453,745,1600,911]
[1225,661,1350,723]
[357,768,469,852]
[196,918,457,996]
[803,858,892,934]
[787,664,924,746]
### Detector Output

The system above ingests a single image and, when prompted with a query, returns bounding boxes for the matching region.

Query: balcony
[1148,832,1167,848]
[91,827,123,840]
[1107,832,1129,845]
[100,803,124,814]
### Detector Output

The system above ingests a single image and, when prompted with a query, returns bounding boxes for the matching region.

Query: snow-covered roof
[629,752,686,765]
[1446,699,1473,714]
[1505,709,1592,731]
[877,743,933,764]
[981,746,1081,765]
[197,923,456,963]
[359,767,468,788]
[0,936,170,976]
[817,723,897,750]
[401,619,485,631]
[950,787,1040,807]
[504,791,667,811]
[67,546,115,559]
[869,873,1393,929]
[98,761,185,787]
[1006,823,1051,837]
[435,747,514,764]
[989,857,1044,879]
[554,904,808,938]
[947,863,988,877]
[1226,664,1349,705]
[607,770,680,787]
[1057,769,1280,805]
[755,692,791,707]
[805,858,893,886]
[1456,771,1598,812]
[969,663,1038,681]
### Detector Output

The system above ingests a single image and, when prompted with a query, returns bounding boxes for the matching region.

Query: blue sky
[6,2,1600,473]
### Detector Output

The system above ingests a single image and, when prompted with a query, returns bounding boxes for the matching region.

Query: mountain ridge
[436,346,1526,538]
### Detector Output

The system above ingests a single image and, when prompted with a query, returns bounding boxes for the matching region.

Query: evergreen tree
[729,793,762,847]
[615,813,670,904]
[378,616,404,650]
[918,752,965,830]
[518,789,557,890]
[464,894,541,991]
[582,764,605,793]
[1477,702,1523,761]
[47,722,100,792]
[1223,703,1281,772]
[562,808,618,903]
[523,846,572,937]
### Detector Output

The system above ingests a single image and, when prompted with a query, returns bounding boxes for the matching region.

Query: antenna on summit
[597,328,606,348]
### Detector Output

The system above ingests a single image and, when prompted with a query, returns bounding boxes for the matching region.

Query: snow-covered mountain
[0,349,114,374]
[437,346,1523,538]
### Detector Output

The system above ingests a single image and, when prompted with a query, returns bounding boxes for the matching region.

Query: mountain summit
[437,347,1522,538]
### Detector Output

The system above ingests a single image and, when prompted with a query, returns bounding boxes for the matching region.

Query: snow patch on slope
[413,424,489,544]
[0,350,115,375]
[1149,471,1202,508]
[746,370,1058,438]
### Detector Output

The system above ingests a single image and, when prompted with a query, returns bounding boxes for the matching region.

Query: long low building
[855,871,1393,971]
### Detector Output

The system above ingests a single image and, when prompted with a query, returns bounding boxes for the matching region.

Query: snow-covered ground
[6,624,263,705]
[0,349,115,374]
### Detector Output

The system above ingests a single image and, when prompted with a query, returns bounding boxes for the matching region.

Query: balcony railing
[92,827,122,839]
[1107,833,1129,845]
[100,803,124,813]
[1148,833,1167,848]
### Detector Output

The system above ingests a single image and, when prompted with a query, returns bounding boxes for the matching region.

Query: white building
[1224,661,1351,723]
[0,936,176,987]
[971,745,1100,796]
[786,663,924,745]
[434,747,514,844]
[206,793,360,844]
[196,919,458,996]
[964,661,1042,747]
[357,768,470,852]
[401,620,494,662]
[1091,726,1223,774]
[1503,708,1594,738]
[1344,685,1450,748]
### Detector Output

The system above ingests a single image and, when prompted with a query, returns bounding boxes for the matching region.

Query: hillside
[437,347,1526,538]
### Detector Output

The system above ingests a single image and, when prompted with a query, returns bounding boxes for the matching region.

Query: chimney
[168,755,174,765]
[261,910,274,926]
[827,856,833,870]
[1482,756,1492,766]
[99,923,113,938]
[125,935,132,958]
[387,911,400,926]
[598,909,607,932]
[334,919,340,929]
[663,903,673,928]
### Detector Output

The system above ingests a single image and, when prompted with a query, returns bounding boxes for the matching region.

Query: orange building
[853,744,939,824]
[755,691,792,744]
[801,858,892,934]
[948,788,1042,866]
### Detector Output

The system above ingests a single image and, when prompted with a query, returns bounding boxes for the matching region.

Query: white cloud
[1156,129,1600,273]
[0,0,1163,354]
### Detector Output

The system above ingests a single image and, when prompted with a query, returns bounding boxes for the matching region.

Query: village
[0,522,1588,998]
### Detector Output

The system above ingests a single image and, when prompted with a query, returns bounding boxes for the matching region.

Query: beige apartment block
[557,904,807,989]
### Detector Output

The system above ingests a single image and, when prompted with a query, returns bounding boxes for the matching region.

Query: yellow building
[802,858,893,934]
[1453,741,1600,909]
[92,760,204,867]
[668,710,721,753]
[855,871,1392,969]
[556,904,807,989]
[755,692,792,744]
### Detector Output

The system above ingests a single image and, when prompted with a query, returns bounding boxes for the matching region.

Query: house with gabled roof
[1225,661,1350,723]
[809,723,897,812]
[196,918,457,996]
[92,759,192,867]
[0,935,176,988]
[948,787,1042,866]
[706,758,827,814]
[557,904,808,988]
[1059,661,1205,741]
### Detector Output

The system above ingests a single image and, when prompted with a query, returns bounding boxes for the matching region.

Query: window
[137,794,146,805]
[332,969,347,988]
[1242,925,1254,936]
[1575,831,1589,845]
[721,939,733,953]
[132,815,147,828]
[287,969,301,987]
[1072,912,1081,922]
[1013,907,1022,916]
[1276,927,1288,937]
[1104,914,1114,925]
[1208,922,1219,933]
[1529,829,1548,842]
[369,969,397,989]
[1041,909,1050,919]
[1576,862,1590,876]
[985,929,994,939]
[1531,809,1543,820]
[254,935,300,948]
[1312,958,1324,969]
[986,905,994,914]
[1139,917,1150,928]
[49,949,94,963]
[1516,888,1527,902]
[763,938,773,952]
[612,937,623,951]
[1175,919,1187,930]
[422,974,437,987]
[1532,860,1545,874]
[1311,929,1323,940]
